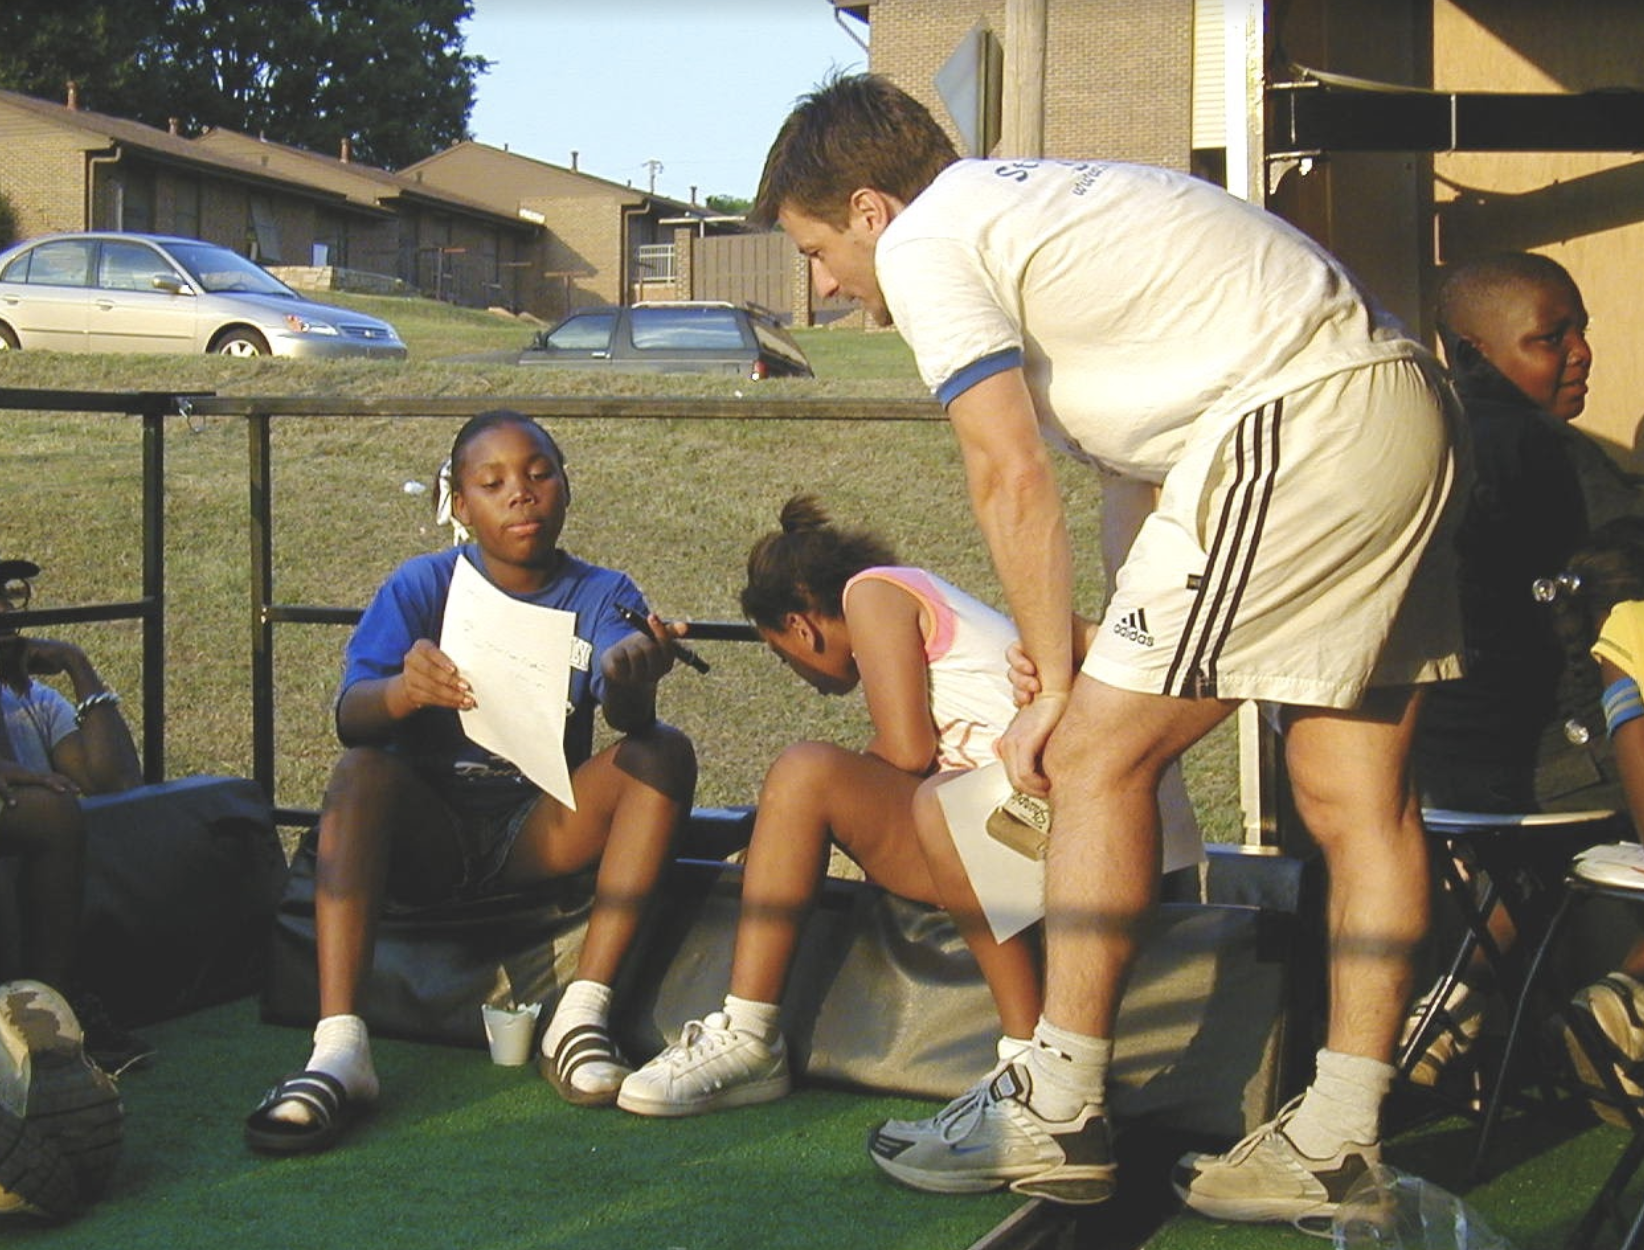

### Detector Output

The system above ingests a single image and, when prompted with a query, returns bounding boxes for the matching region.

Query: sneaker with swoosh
[1172,1097,1377,1226]
[867,1062,1116,1205]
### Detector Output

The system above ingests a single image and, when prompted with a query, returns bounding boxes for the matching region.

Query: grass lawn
[0,293,1243,840]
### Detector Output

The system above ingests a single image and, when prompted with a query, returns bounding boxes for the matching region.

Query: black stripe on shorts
[1163,398,1283,699]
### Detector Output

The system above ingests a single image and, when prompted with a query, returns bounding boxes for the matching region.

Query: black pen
[616,603,711,674]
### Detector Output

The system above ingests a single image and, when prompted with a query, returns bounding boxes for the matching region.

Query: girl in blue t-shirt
[245,411,696,1155]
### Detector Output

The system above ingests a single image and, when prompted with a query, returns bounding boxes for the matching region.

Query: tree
[0,0,487,170]
[705,194,753,217]
[0,1,173,118]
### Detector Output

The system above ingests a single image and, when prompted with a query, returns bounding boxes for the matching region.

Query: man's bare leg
[1286,688,1429,1065]
[1039,677,1236,1042]
[869,677,1233,1205]
[1175,687,1428,1226]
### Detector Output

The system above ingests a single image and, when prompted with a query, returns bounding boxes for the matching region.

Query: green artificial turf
[5,999,1018,1250]
[1142,1104,1640,1249]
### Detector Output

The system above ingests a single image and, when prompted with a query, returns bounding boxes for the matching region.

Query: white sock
[542,980,626,1095]
[543,979,612,1056]
[997,1034,1033,1064]
[1020,1017,1110,1121]
[1285,1048,1391,1157]
[723,994,781,1044]
[269,1014,378,1125]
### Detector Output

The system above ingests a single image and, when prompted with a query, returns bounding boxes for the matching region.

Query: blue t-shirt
[341,544,645,813]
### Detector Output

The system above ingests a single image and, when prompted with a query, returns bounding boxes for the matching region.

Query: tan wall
[0,115,94,237]
[1433,0,1644,468]
[866,0,1193,169]
[414,145,645,317]
[525,193,627,314]
[1264,2,1432,334]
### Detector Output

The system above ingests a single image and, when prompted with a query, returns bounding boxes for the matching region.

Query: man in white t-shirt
[754,75,1463,1228]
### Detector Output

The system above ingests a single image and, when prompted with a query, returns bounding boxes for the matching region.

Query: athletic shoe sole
[0,982,123,1203]
[868,1108,1117,1205]
[1172,1146,1372,1223]
[617,1070,790,1118]
[871,1147,1117,1204]
[0,1105,78,1220]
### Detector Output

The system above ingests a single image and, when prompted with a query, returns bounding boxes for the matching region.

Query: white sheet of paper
[439,554,577,810]
[936,760,1045,943]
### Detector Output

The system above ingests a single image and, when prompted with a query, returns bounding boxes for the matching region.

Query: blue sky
[462,1,868,204]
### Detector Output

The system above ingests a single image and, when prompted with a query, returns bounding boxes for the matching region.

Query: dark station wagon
[518,300,812,379]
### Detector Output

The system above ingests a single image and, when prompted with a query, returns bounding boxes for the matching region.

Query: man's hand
[995,693,1068,797]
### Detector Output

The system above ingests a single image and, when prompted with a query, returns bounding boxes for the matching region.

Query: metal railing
[0,387,202,783]
[3,386,1284,845]
[3,387,943,824]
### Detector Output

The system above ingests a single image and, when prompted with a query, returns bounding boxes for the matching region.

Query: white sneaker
[1560,972,1644,1128]
[1172,1097,1378,1227]
[1398,979,1485,1087]
[867,1062,1116,1205]
[616,1012,789,1117]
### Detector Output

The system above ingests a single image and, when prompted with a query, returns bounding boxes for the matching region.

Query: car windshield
[628,307,745,350]
[165,242,296,298]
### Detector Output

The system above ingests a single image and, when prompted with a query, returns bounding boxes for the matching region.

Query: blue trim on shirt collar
[935,348,1023,407]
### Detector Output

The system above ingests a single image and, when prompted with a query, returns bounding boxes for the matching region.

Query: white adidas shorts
[1083,355,1464,710]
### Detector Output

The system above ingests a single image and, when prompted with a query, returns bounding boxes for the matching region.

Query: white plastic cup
[481,1002,541,1066]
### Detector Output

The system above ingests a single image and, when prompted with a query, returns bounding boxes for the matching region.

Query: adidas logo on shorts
[1111,608,1154,647]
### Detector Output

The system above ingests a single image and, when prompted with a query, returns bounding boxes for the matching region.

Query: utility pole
[644,158,664,194]
[1001,0,1047,157]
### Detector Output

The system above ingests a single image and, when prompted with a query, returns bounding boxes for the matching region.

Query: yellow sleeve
[1592,599,1644,683]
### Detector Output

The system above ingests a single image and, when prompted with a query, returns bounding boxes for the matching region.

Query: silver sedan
[0,232,407,359]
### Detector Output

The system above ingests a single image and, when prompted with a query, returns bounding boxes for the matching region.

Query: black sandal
[538,1024,630,1108]
[244,1071,357,1155]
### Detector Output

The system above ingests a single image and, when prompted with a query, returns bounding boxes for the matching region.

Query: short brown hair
[753,73,959,228]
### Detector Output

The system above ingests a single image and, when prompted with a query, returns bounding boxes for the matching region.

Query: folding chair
[1400,809,1622,1107]
[1480,841,1644,1250]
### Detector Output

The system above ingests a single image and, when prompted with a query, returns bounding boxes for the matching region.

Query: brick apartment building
[400,142,721,321]
[0,84,735,321]
[0,86,389,274]
[191,128,534,311]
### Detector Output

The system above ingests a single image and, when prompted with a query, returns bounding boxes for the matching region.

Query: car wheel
[212,329,270,357]
[0,323,18,351]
